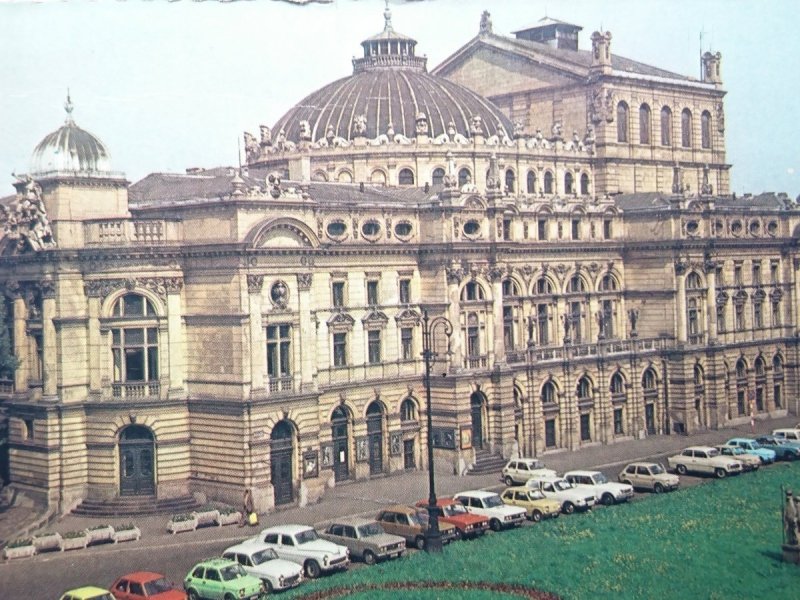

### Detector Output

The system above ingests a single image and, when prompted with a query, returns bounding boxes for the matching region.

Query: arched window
[564,172,574,195]
[686,272,703,289]
[431,168,445,185]
[567,275,586,293]
[458,168,472,188]
[660,106,672,146]
[610,372,625,395]
[576,376,592,400]
[642,368,657,391]
[580,173,590,196]
[535,277,553,295]
[639,104,651,144]
[694,364,705,386]
[600,274,618,291]
[773,355,784,374]
[502,279,520,297]
[111,294,159,395]
[398,168,415,186]
[681,108,693,148]
[526,171,537,194]
[337,170,353,183]
[505,169,515,193]
[543,171,554,194]
[400,398,417,422]
[370,170,387,185]
[701,110,712,149]
[541,381,556,404]
[754,357,765,377]
[736,359,747,380]
[461,281,485,301]
[617,101,629,142]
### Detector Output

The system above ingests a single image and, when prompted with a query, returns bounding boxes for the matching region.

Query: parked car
[111,572,186,600]
[500,486,561,522]
[500,457,557,486]
[60,587,116,600]
[453,490,527,531]
[754,436,800,461]
[667,446,743,478]
[722,438,777,464]
[183,558,265,600]
[250,524,349,579]
[222,541,303,593]
[376,504,458,549]
[319,517,405,564]
[563,470,634,506]
[524,474,595,514]
[618,462,679,493]
[772,429,800,443]
[714,445,761,471]
[415,497,489,539]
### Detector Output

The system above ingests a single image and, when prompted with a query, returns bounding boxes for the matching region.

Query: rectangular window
[603,219,612,240]
[775,384,782,409]
[571,219,580,240]
[367,330,381,364]
[537,219,547,241]
[332,281,345,308]
[772,301,781,326]
[503,306,514,350]
[753,302,763,329]
[333,332,347,367]
[398,279,411,304]
[401,327,413,360]
[366,280,379,306]
[112,327,158,383]
[503,220,512,241]
[570,301,582,342]
[715,265,724,286]
[734,263,743,285]
[267,324,292,377]
[537,304,549,345]
[544,419,556,448]
[580,414,591,442]
[467,326,480,357]
[613,408,624,435]
[734,304,744,330]
[737,390,746,415]
[752,262,761,285]
[770,260,779,284]
[716,305,726,332]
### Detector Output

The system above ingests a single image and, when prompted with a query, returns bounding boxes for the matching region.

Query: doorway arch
[470,392,485,449]
[119,425,155,496]
[331,406,352,482]
[271,420,295,506]
[366,402,385,475]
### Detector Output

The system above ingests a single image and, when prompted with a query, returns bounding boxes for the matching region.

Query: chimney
[590,31,613,75]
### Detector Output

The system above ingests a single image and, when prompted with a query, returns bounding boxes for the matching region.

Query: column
[705,263,717,340]
[247,275,265,392]
[87,295,101,392]
[166,278,186,395]
[41,280,57,399]
[675,263,687,342]
[297,273,315,390]
[12,292,28,391]
[490,271,504,365]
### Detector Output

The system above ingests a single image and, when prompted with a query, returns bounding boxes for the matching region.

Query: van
[772,428,800,442]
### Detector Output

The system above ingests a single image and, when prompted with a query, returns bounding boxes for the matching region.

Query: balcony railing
[267,376,294,394]
[464,355,489,370]
[84,219,173,246]
[505,337,674,365]
[112,381,161,399]
[318,360,421,387]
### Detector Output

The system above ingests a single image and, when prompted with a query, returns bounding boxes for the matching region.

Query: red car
[415,497,489,539]
[111,572,186,600]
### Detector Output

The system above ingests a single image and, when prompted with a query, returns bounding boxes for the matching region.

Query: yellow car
[500,486,561,522]
[59,586,115,600]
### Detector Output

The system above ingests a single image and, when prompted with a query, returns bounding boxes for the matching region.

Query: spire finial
[64,89,75,124]
[383,0,392,31]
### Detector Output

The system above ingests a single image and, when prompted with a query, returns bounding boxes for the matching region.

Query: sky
[1,0,798,197]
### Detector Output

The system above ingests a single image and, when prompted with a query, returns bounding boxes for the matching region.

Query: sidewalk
[5,413,798,546]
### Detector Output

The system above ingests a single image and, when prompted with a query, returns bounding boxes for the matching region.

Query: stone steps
[71,494,200,517]
[467,449,507,475]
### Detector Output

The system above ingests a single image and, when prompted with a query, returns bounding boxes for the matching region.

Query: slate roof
[614,192,797,212]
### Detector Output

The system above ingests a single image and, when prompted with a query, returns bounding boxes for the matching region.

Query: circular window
[326,221,347,240]
[767,221,779,236]
[685,220,699,236]
[730,220,743,236]
[463,220,481,237]
[361,220,381,240]
[394,221,413,239]
[749,220,761,236]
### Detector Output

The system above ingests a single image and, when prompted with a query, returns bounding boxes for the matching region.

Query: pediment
[327,312,355,332]
[362,310,389,329]
[394,308,421,327]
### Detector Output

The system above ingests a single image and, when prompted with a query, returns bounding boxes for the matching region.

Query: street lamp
[421,309,453,553]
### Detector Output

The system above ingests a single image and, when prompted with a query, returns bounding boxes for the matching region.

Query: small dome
[30,95,112,175]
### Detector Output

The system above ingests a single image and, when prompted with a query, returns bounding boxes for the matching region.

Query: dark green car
[755,436,800,461]
[184,558,265,600]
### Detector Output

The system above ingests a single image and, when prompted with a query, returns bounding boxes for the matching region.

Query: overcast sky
[1,0,797,197]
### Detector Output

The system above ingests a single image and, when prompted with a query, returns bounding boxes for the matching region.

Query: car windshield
[527,490,546,500]
[707,449,720,457]
[443,503,468,516]
[410,512,425,526]
[591,473,609,484]
[357,523,385,537]
[553,480,573,491]
[750,442,762,449]
[296,529,319,544]
[649,464,665,475]
[220,564,246,581]
[143,578,173,594]
[484,495,503,508]
[251,548,279,564]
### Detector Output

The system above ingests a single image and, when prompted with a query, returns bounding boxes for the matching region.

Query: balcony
[318,360,421,387]
[505,337,674,365]
[112,381,161,399]
[464,355,489,370]
[267,376,294,394]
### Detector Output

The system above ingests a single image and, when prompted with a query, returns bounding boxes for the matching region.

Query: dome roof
[271,8,513,144]
[30,95,112,175]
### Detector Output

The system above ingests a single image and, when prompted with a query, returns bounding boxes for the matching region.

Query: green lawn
[287,462,800,599]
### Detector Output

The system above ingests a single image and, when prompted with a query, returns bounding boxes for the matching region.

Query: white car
[222,540,303,593]
[501,458,557,486]
[667,446,743,478]
[524,475,596,514]
[250,524,349,579]
[773,428,800,442]
[563,470,634,506]
[453,490,527,531]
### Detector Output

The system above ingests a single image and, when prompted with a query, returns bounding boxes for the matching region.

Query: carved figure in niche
[479,10,492,35]
[353,114,367,137]
[243,131,260,162]
[701,164,713,196]
[470,115,484,136]
[584,125,596,147]
[715,102,725,132]
[561,314,571,340]
[415,112,429,135]
[550,121,564,141]
[270,280,289,308]
[259,125,272,146]
[628,308,639,334]
[512,121,524,139]
[267,172,282,198]
[298,120,312,141]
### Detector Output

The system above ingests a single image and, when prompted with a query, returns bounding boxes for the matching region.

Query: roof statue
[1,176,56,252]
[479,11,492,35]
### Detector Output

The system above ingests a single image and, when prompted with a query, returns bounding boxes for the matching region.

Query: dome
[271,8,514,144]
[30,95,112,175]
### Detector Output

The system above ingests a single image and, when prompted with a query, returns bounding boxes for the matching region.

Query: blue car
[723,438,777,464]
[755,436,800,461]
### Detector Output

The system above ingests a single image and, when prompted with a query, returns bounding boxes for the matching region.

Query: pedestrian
[240,488,255,527]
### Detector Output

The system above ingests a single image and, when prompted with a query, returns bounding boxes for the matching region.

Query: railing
[112,381,161,399]
[687,333,706,346]
[505,336,674,365]
[84,219,170,246]
[267,376,294,394]
[464,355,488,369]
[318,360,421,387]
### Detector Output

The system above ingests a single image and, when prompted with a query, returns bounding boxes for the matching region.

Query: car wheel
[504,475,515,486]
[715,468,727,479]
[453,528,463,540]
[262,579,273,594]
[489,518,502,532]
[531,510,542,523]
[187,590,199,600]
[675,464,687,475]
[601,493,616,506]
[415,535,426,550]
[562,501,575,515]
[305,559,322,579]
[653,482,664,494]
[363,550,377,565]
[224,594,236,600]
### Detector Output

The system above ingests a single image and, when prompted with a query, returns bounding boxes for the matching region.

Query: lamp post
[421,309,452,553]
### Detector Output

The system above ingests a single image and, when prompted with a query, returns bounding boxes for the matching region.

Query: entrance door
[645,404,656,435]
[470,393,484,449]
[119,425,155,496]
[366,402,384,476]
[331,406,350,482]
[271,421,294,506]
[403,439,415,470]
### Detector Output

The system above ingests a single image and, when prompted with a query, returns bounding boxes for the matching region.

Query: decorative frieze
[83,276,183,303]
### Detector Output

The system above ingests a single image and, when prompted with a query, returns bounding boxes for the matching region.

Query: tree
[0,298,18,380]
